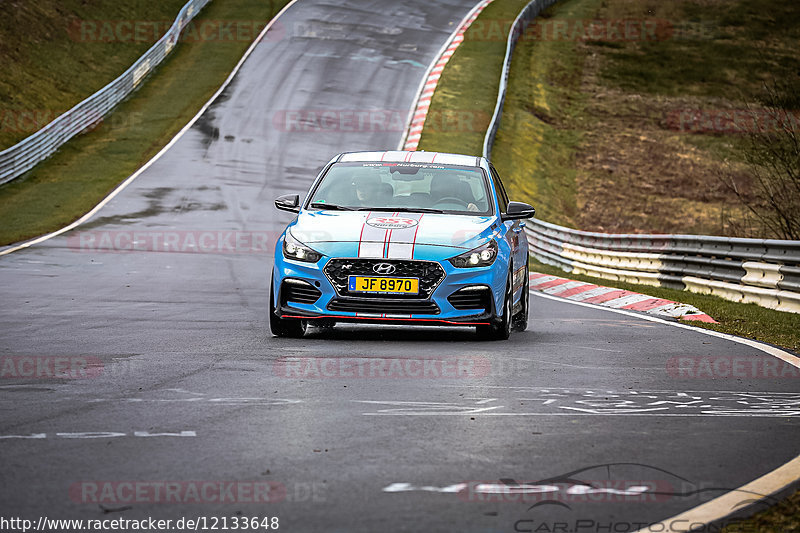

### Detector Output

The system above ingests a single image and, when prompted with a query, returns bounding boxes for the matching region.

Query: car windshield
[307,162,493,215]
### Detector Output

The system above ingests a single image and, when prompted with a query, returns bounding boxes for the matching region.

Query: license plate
[348,276,419,294]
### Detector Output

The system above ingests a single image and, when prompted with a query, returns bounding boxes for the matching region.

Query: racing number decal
[358,213,424,259]
[366,217,418,229]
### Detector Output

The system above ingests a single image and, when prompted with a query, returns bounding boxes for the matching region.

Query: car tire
[477,271,512,341]
[512,264,529,332]
[269,279,306,338]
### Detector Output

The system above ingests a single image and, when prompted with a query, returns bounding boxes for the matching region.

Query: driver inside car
[351,174,378,205]
[429,174,479,211]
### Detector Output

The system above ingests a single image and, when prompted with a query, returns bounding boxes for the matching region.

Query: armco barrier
[482,0,557,161]
[0,0,211,186]
[483,0,800,314]
[523,219,800,313]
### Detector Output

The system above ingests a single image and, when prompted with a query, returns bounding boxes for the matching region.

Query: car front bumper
[272,249,507,327]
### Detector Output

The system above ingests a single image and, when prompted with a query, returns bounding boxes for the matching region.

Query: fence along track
[0,0,212,186]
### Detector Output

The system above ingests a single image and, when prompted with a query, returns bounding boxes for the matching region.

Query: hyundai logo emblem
[373,263,396,275]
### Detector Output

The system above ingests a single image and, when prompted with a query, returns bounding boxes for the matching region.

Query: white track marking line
[531,290,800,370]
[633,454,800,533]
[361,412,799,417]
[0,0,301,258]
[532,287,800,527]
[436,384,800,394]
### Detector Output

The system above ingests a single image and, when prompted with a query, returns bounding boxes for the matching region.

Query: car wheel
[269,279,306,338]
[477,271,512,341]
[512,265,529,332]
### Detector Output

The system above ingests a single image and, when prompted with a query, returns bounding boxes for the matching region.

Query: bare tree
[724,73,800,240]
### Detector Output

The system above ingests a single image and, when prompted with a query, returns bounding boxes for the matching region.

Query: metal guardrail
[524,219,800,313]
[0,0,211,186]
[482,0,557,161]
[484,0,800,314]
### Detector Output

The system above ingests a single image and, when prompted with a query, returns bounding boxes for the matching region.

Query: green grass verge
[722,491,800,533]
[599,0,800,99]
[0,0,289,245]
[0,0,190,150]
[464,0,799,236]
[416,0,539,156]
[417,0,600,227]
[489,0,598,228]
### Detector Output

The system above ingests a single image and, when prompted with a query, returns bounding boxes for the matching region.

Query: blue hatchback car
[270,151,535,339]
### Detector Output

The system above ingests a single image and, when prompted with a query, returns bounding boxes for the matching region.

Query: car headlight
[283,231,322,263]
[449,240,498,268]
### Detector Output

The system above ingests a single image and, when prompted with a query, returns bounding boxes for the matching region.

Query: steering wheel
[433,196,469,207]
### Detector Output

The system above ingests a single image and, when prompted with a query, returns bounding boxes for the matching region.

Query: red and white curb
[530,272,717,323]
[401,0,495,151]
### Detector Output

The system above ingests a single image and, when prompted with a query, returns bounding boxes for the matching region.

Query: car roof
[337,151,481,167]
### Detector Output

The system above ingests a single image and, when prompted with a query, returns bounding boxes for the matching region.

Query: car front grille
[327,298,440,315]
[323,258,445,299]
[281,280,322,304]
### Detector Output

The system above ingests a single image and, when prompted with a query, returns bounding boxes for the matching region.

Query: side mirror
[502,201,535,220]
[275,194,300,213]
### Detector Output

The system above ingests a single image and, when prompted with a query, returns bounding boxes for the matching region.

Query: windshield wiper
[357,207,445,214]
[309,202,355,211]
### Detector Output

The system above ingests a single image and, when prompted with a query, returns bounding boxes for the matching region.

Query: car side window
[489,165,509,213]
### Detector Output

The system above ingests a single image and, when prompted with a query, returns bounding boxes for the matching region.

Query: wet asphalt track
[1,0,799,531]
